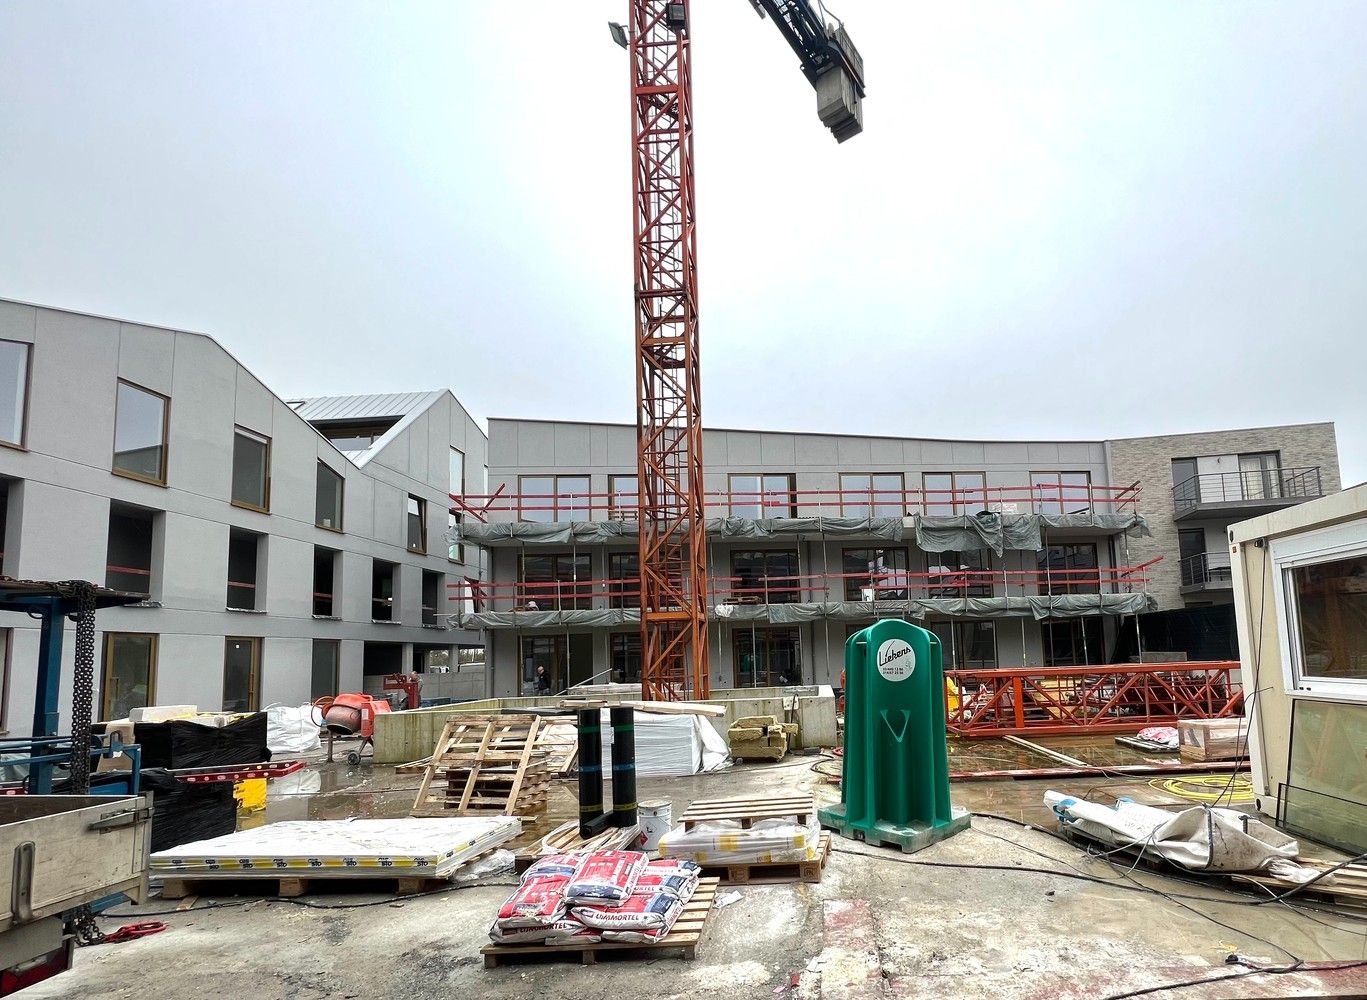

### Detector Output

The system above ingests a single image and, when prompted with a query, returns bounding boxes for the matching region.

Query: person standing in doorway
[534,664,552,695]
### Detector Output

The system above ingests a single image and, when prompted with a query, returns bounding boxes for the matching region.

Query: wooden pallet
[481,877,718,968]
[158,872,455,900]
[412,714,548,818]
[699,831,831,885]
[680,794,815,830]
[514,821,642,873]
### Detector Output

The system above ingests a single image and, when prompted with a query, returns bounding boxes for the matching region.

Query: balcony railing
[1172,467,1322,515]
[452,481,1142,523]
[1179,552,1233,588]
[450,561,1158,613]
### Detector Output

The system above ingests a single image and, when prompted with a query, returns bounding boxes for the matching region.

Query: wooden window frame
[101,632,158,720]
[111,378,170,487]
[0,339,32,453]
[230,426,272,513]
[407,494,427,553]
[315,461,345,533]
[223,636,261,713]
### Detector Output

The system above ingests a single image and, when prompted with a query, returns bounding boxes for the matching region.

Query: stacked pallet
[659,795,830,884]
[413,715,550,818]
[1177,718,1247,762]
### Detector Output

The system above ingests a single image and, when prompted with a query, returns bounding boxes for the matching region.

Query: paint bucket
[637,799,672,853]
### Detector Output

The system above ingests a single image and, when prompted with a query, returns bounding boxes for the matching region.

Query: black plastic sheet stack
[134,712,271,770]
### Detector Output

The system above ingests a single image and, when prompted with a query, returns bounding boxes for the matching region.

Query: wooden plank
[680,795,815,830]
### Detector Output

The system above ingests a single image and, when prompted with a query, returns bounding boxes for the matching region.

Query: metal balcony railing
[1172,467,1322,515]
[1179,552,1233,588]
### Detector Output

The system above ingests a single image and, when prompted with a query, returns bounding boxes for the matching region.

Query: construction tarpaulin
[1041,512,1153,536]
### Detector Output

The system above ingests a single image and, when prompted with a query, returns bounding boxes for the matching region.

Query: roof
[289,390,446,465]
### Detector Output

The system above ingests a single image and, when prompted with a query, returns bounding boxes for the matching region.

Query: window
[313,547,338,617]
[448,512,464,563]
[316,463,344,530]
[519,634,592,694]
[449,447,465,496]
[311,640,340,701]
[734,627,801,687]
[105,505,155,598]
[928,620,997,670]
[223,636,261,713]
[1038,543,1099,595]
[102,633,157,720]
[842,548,910,601]
[610,475,639,519]
[608,551,639,608]
[729,473,796,519]
[519,552,592,610]
[922,472,985,516]
[927,550,991,597]
[1031,471,1092,515]
[226,528,264,610]
[1179,528,1207,587]
[231,428,271,511]
[315,418,398,453]
[112,380,168,484]
[0,340,30,447]
[0,481,8,575]
[1042,618,1103,667]
[372,560,396,621]
[1240,451,1282,501]
[729,550,800,604]
[422,570,442,625]
[407,495,426,552]
[611,632,642,684]
[518,475,590,522]
[1287,554,1367,686]
[840,473,905,518]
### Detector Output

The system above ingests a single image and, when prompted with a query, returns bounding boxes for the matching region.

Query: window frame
[517,474,591,522]
[230,426,272,512]
[111,378,170,486]
[609,474,639,519]
[407,494,427,553]
[1030,470,1093,515]
[313,546,338,617]
[921,471,986,516]
[840,473,906,518]
[0,339,32,451]
[728,473,797,519]
[421,569,443,626]
[1037,542,1100,596]
[222,635,261,713]
[841,546,911,601]
[310,639,341,701]
[1271,522,1367,702]
[101,632,158,720]
[315,461,345,532]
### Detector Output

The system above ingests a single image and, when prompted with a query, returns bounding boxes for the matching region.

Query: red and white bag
[489,916,600,946]
[493,875,570,929]
[634,858,701,901]
[564,851,647,907]
[574,889,681,933]
[524,853,585,881]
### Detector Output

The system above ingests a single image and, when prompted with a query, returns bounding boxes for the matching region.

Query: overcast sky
[2,2,1364,484]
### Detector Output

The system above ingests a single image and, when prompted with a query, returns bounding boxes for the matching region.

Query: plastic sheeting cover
[265,703,321,754]
[599,710,730,778]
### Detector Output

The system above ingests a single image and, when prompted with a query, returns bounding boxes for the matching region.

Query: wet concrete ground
[35,735,1367,1000]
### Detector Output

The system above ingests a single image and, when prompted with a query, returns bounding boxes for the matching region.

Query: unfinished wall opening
[362,641,403,677]
[519,634,591,695]
[0,479,11,576]
[371,559,396,621]
[314,418,398,453]
[105,503,157,599]
[227,528,265,610]
[313,546,339,617]
[414,645,449,672]
[421,569,442,625]
[311,639,340,701]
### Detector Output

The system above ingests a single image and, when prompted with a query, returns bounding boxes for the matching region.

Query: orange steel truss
[945,661,1244,737]
[629,1,708,701]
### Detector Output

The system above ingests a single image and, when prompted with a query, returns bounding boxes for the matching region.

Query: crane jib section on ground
[625,1,865,701]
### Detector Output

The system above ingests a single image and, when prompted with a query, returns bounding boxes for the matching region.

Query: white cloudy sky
[2,2,1364,483]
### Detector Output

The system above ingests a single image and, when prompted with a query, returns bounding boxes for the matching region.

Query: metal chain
[55,581,105,945]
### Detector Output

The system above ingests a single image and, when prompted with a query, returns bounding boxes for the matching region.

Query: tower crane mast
[622,0,864,701]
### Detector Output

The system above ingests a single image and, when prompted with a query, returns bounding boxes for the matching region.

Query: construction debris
[1177,718,1248,762]
[728,715,798,762]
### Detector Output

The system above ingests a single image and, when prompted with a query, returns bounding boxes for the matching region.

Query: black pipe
[577,708,604,839]
[610,706,637,829]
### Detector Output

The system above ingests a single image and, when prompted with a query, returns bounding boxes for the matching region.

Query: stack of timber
[513,820,643,873]
[1177,718,1247,762]
[1234,859,1367,909]
[412,714,550,818]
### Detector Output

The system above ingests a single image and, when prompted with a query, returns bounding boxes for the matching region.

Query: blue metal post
[30,597,65,794]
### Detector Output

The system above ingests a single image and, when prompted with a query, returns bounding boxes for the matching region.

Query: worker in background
[534,664,552,695]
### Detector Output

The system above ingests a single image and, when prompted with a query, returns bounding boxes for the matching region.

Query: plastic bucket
[638,799,672,853]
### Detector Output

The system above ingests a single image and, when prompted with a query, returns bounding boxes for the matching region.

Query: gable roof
[290,390,446,466]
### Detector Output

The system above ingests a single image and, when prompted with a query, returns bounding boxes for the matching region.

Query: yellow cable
[1149,774,1254,804]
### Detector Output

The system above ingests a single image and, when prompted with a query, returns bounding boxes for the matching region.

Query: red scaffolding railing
[945,661,1243,737]
[450,480,1142,523]
[449,561,1157,613]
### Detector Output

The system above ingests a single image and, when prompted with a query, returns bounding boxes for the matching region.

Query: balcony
[1172,467,1323,520]
[1179,552,1233,594]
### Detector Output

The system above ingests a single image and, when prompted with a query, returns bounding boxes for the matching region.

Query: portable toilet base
[819,618,970,854]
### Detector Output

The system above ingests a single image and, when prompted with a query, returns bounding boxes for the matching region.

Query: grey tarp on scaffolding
[458,608,641,630]
[914,514,1042,555]
[704,593,1156,626]
[454,520,638,545]
[1040,512,1153,537]
[706,516,905,540]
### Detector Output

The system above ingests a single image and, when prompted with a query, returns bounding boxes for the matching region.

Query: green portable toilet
[819,618,970,852]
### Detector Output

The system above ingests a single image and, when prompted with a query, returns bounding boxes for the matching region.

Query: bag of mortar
[489,915,600,945]
[564,850,647,907]
[658,817,820,865]
[574,888,682,937]
[492,875,570,930]
[634,858,701,901]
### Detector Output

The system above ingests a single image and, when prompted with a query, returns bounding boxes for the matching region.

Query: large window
[372,560,396,621]
[422,570,443,625]
[927,620,997,670]
[231,428,271,511]
[1031,471,1092,515]
[927,550,991,597]
[1038,543,1099,594]
[112,380,168,484]
[611,632,642,684]
[1042,618,1103,667]
[840,473,905,518]
[449,447,465,496]
[102,633,156,720]
[842,547,910,601]
[729,474,796,519]
[311,640,340,701]
[316,462,344,531]
[518,475,590,522]
[313,547,338,617]
[407,495,427,552]
[922,472,986,516]
[1287,554,1367,686]
[519,634,592,694]
[734,627,802,687]
[519,552,592,610]
[610,475,639,519]
[448,512,464,563]
[105,505,155,598]
[0,340,30,447]
[608,551,639,608]
[226,528,264,610]
[730,549,800,604]
[223,636,261,713]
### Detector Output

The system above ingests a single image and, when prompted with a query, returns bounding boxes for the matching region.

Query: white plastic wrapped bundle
[657,817,821,866]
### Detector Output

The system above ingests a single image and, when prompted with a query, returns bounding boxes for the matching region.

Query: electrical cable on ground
[1093,959,1367,1000]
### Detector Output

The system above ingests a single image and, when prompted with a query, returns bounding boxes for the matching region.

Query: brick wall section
[1107,423,1340,609]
